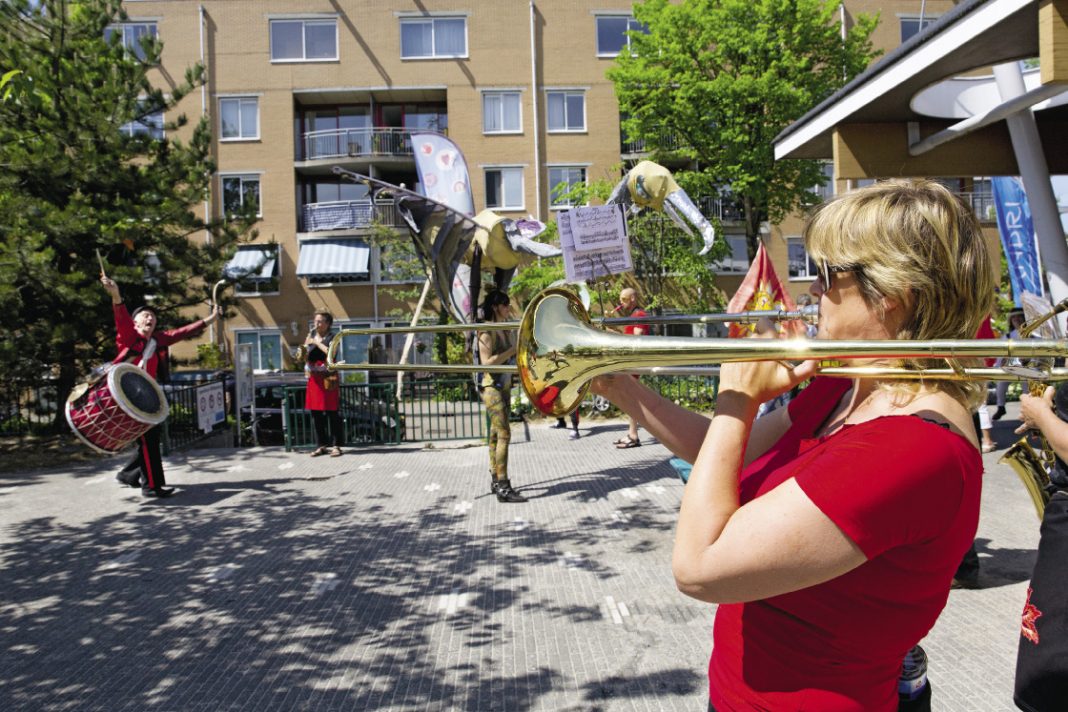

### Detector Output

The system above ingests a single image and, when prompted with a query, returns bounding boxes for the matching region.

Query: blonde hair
[804,179,994,406]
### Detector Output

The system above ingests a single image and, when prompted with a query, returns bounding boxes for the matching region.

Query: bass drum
[65,362,169,454]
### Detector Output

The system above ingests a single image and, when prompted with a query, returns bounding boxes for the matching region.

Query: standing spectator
[305,311,342,457]
[102,275,221,498]
[614,287,648,449]
[994,310,1026,420]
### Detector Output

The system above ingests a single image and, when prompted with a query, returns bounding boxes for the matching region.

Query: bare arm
[478,331,516,366]
[1018,388,1068,461]
[670,357,864,604]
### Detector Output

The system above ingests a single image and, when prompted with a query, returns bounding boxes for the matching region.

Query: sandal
[310,446,328,457]
[615,436,641,449]
[981,443,996,454]
[612,436,631,446]
[330,447,342,457]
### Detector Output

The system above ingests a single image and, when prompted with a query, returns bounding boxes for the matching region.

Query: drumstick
[96,249,108,278]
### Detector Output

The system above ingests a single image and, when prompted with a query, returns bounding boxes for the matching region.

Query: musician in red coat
[102,275,220,498]
[305,310,342,457]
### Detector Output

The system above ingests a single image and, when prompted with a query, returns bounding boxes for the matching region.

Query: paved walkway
[0,404,1038,711]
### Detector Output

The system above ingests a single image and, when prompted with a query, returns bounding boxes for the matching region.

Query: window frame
[234,330,284,372]
[269,18,339,63]
[374,240,425,286]
[482,90,523,135]
[219,96,260,141]
[120,104,164,139]
[711,235,750,275]
[220,173,263,218]
[484,166,525,211]
[399,16,469,60]
[547,165,588,210]
[545,90,587,133]
[786,236,818,282]
[107,21,159,61]
[898,14,941,44]
[230,244,281,297]
[594,14,646,57]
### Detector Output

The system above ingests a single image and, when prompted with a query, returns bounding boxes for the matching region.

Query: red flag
[726,242,805,338]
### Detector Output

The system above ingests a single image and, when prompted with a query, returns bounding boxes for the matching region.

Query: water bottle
[898,645,928,702]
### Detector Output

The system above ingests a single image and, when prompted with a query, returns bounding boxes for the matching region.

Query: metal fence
[160,377,234,455]
[0,378,60,436]
[282,382,406,450]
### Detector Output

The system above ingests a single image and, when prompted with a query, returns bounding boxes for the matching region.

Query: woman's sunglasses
[817,261,861,290]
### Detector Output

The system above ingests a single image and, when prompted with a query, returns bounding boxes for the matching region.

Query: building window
[712,235,749,274]
[787,237,817,280]
[106,22,158,61]
[400,17,467,59]
[221,174,262,218]
[226,245,280,296]
[236,331,283,372]
[900,16,938,44]
[484,167,524,211]
[596,15,647,56]
[376,240,424,284]
[270,19,338,61]
[813,162,834,202]
[121,108,163,139]
[219,97,259,140]
[548,166,587,209]
[482,92,521,134]
[546,91,586,132]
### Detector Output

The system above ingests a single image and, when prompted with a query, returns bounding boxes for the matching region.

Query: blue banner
[992,176,1043,307]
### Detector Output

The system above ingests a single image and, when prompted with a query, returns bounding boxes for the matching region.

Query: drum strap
[138,338,157,369]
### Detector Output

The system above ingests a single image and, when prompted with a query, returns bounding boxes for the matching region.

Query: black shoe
[116,475,141,488]
[142,487,175,498]
[493,478,527,503]
[992,406,1006,421]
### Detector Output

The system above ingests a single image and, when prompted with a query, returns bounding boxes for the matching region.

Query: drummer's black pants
[117,425,166,489]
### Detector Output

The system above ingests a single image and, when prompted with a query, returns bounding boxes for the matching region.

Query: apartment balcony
[300,199,404,233]
[301,127,447,162]
[699,195,745,223]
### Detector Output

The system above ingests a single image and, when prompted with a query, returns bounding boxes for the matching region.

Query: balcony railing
[699,195,745,223]
[621,132,686,155]
[300,199,403,232]
[302,127,445,161]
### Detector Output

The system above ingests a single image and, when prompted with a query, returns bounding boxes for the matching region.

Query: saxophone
[997,300,1068,520]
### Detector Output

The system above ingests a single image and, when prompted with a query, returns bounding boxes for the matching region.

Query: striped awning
[296,239,371,278]
[224,245,277,281]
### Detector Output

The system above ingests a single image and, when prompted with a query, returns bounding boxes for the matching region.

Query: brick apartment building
[123,0,997,374]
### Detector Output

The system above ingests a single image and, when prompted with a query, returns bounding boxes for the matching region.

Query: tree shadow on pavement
[0,463,702,711]
[973,536,1037,589]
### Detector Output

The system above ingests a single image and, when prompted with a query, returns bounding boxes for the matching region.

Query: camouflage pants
[481,385,511,479]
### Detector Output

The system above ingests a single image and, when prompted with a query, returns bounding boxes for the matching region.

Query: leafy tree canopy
[0,0,257,424]
[609,0,880,258]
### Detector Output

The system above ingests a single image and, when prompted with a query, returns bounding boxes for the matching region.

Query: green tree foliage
[0,0,256,428]
[609,0,880,259]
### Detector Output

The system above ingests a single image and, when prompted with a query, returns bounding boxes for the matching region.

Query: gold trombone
[329,288,1068,418]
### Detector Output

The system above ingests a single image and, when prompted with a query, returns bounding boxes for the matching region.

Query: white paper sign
[569,204,628,252]
[559,207,633,282]
[236,343,254,408]
[196,382,226,433]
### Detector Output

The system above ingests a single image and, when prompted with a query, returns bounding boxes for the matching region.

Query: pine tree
[0,0,257,430]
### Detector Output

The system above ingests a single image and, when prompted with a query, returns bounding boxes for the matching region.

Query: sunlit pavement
[0,405,1035,711]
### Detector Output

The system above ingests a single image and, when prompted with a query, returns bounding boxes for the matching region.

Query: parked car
[243,376,404,446]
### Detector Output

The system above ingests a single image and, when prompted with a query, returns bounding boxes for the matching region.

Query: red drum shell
[65,363,169,454]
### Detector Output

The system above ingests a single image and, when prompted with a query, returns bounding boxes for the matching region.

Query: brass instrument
[996,297,1068,519]
[328,287,1068,417]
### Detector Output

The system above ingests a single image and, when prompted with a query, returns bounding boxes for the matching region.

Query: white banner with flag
[410,132,474,217]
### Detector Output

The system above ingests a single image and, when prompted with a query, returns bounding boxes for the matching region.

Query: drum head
[108,363,169,425]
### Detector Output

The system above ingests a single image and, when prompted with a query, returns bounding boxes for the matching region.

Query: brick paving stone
[0,405,1036,711]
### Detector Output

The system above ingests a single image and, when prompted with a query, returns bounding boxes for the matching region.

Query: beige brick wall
[130,0,993,366]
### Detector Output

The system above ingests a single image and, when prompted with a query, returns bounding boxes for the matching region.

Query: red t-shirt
[708,378,982,711]
[623,308,649,336]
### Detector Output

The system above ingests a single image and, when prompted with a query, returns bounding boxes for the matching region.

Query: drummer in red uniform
[304,310,343,457]
[101,275,221,498]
